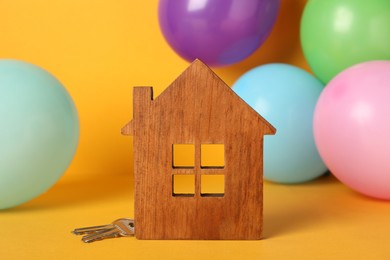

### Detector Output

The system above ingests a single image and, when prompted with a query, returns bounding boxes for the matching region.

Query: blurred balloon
[233,64,327,183]
[158,0,280,67]
[314,61,390,200]
[0,60,79,209]
[301,0,390,84]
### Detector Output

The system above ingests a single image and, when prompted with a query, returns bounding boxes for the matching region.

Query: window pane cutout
[201,175,224,197]
[173,174,195,196]
[173,144,195,168]
[201,144,225,168]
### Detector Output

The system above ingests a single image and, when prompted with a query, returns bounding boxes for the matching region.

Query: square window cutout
[173,174,195,197]
[201,144,224,168]
[173,144,194,168]
[201,175,224,197]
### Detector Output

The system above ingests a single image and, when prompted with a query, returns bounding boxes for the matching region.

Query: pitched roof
[122,59,276,136]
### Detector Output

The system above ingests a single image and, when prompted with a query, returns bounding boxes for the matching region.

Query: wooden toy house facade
[122,60,275,240]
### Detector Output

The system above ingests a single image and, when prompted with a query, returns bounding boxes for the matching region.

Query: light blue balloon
[233,63,327,183]
[0,60,79,209]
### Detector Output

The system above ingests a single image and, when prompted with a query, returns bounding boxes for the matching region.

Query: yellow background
[1,0,389,259]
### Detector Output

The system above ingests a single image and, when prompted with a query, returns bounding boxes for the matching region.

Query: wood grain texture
[122,59,276,240]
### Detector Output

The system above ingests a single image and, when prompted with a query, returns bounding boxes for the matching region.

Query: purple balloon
[158,0,280,67]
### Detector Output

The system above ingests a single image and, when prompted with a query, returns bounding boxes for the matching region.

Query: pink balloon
[314,61,390,200]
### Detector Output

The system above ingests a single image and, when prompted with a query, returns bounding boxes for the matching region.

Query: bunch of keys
[72,218,135,243]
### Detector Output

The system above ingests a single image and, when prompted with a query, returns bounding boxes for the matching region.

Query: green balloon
[301,0,390,84]
[0,60,79,209]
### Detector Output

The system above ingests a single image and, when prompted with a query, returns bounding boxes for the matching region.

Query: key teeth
[82,235,101,243]
[72,218,135,243]
[82,238,95,243]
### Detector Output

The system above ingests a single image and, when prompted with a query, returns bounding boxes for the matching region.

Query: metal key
[72,218,134,243]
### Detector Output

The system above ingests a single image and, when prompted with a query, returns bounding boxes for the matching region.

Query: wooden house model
[122,59,276,240]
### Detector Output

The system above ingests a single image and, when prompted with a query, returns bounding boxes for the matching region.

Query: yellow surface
[201,175,225,195]
[1,0,389,259]
[2,174,390,259]
[173,174,195,195]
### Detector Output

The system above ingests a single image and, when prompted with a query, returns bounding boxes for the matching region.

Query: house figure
[122,59,276,240]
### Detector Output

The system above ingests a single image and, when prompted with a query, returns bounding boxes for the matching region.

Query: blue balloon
[233,64,327,183]
[0,60,79,209]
